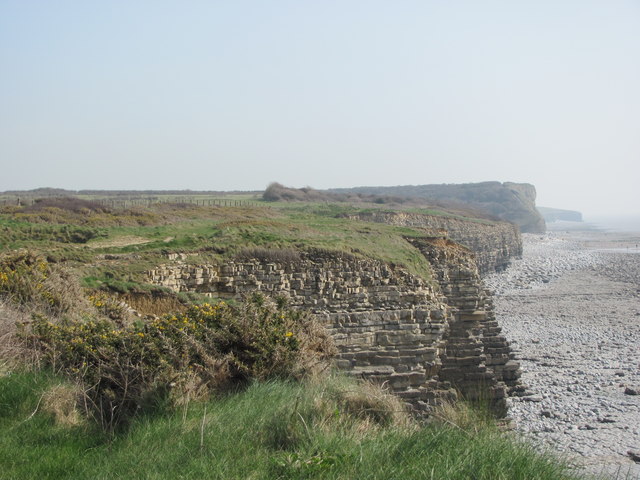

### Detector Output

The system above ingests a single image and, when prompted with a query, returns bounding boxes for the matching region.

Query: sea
[546,215,640,234]
[583,215,640,233]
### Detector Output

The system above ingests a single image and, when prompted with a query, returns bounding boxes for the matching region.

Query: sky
[1,1,639,217]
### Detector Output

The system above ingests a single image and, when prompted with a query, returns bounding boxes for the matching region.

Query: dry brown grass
[430,398,493,434]
[0,300,29,372]
[86,235,152,249]
[0,250,91,318]
[332,379,413,429]
[21,197,109,214]
[118,291,186,317]
[294,316,338,379]
[304,375,414,436]
[1,197,276,228]
[42,383,85,427]
[44,265,92,316]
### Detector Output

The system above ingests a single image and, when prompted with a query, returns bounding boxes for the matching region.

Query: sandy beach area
[485,230,640,479]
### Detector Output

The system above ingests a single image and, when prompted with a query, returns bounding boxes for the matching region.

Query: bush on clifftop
[24,293,335,429]
[1,252,335,430]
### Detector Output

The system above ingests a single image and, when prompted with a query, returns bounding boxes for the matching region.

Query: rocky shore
[485,232,640,479]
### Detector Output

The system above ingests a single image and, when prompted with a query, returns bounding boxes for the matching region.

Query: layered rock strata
[149,250,456,412]
[344,211,522,275]
[148,243,521,416]
[408,237,521,414]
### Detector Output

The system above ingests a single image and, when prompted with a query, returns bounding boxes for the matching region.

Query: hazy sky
[1,1,639,216]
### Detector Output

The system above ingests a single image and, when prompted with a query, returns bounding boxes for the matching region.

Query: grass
[394,206,498,225]
[0,218,107,248]
[1,193,509,294]
[0,370,585,480]
[0,371,107,479]
[1,199,442,290]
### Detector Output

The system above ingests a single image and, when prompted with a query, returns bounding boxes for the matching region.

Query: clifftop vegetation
[1,191,506,297]
[263,182,502,221]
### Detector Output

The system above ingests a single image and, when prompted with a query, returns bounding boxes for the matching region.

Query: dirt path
[86,236,152,249]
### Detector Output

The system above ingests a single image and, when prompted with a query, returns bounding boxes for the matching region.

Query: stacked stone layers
[149,251,457,411]
[345,211,522,275]
[408,238,521,415]
[149,244,521,415]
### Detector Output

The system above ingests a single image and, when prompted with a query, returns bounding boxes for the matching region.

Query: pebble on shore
[485,232,640,479]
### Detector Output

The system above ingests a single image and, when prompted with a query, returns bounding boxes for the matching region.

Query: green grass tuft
[0,371,584,480]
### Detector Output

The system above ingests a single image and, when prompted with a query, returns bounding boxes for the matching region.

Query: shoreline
[487,231,640,479]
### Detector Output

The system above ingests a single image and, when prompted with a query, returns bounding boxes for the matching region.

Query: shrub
[0,300,30,372]
[263,182,304,202]
[0,250,87,316]
[21,197,110,214]
[88,292,133,324]
[0,223,106,245]
[25,293,335,430]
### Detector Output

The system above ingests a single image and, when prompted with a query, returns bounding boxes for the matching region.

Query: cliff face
[501,183,546,233]
[148,244,521,416]
[408,238,521,414]
[344,211,522,275]
[331,182,547,233]
[149,251,453,413]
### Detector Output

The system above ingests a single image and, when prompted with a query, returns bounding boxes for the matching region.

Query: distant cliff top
[327,182,546,233]
[537,207,583,223]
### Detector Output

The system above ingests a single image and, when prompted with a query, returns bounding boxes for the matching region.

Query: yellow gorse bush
[0,252,60,310]
[0,250,85,315]
[86,292,131,321]
[26,293,335,430]
[0,270,11,286]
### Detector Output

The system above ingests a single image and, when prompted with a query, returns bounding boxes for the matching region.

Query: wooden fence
[0,196,263,209]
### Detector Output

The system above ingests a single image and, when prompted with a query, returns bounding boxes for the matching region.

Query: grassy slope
[0,200,478,287]
[0,371,583,480]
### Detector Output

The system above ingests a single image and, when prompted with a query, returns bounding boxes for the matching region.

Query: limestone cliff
[408,237,521,414]
[330,182,547,233]
[148,243,521,416]
[343,211,522,275]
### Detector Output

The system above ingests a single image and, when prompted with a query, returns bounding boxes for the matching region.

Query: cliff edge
[330,182,547,233]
